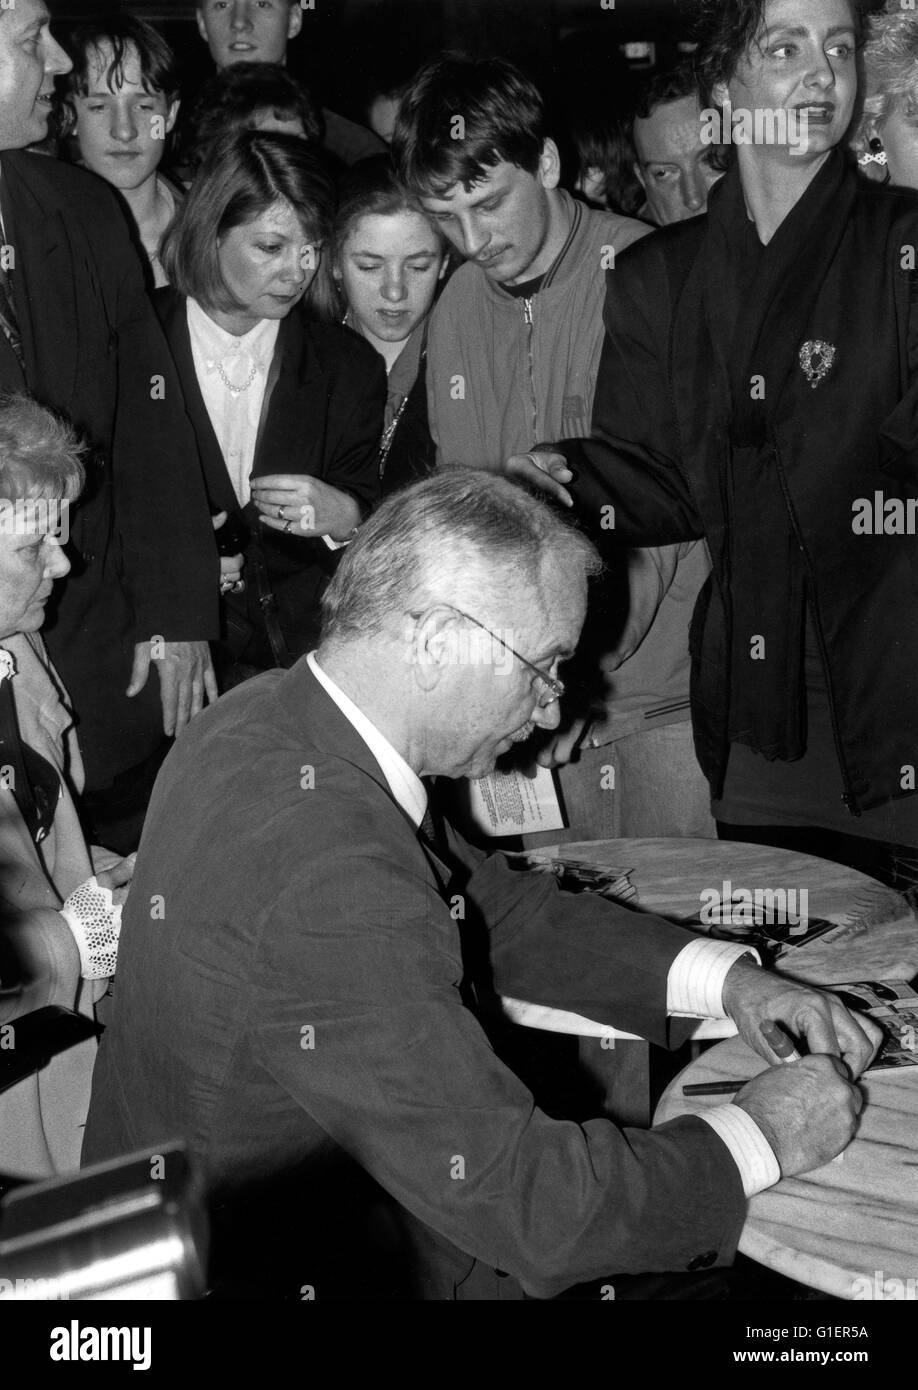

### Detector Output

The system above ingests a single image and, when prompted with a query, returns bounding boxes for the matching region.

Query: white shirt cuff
[322,533,349,551]
[667,938,761,1018]
[695,1103,781,1198]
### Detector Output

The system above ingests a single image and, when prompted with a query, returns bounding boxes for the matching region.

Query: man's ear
[165,98,180,137]
[538,137,562,191]
[409,607,460,693]
[195,9,210,46]
[633,160,646,192]
[711,79,730,110]
[288,3,304,42]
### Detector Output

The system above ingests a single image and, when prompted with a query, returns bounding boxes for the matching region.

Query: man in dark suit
[83,473,877,1300]
[0,1,219,851]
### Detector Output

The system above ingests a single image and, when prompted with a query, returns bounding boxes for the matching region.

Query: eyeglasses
[450,607,566,708]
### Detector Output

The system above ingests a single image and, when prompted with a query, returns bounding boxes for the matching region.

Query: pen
[680,1024,802,1096]
[682,1079,748,1096]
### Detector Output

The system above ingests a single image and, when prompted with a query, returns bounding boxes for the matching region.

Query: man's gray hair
[321,469,602,640]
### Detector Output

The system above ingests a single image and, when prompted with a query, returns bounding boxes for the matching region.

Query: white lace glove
[60,876,122,980]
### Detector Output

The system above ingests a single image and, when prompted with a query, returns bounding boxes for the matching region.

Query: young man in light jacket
[393,56,713,840]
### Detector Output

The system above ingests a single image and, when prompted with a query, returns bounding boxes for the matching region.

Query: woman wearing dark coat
[157,130,385,682]
[332,156,448,496]
[516,0,918,887]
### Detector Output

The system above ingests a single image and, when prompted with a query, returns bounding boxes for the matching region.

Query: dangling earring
[332,273,348,327]
[858,136,888,166]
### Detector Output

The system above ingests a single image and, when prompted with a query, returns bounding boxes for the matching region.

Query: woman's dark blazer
[558,154,918,816]
[379,351,437,497]
[155,287,386,665]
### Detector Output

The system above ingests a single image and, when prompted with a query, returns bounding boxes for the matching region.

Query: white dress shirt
[307,650,780,1197]
[307,652,426,827]
[186,297,280,508]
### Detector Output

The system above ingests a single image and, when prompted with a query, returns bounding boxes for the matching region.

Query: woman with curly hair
[513,0,918,888]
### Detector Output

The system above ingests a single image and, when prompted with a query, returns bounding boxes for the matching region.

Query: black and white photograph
[0,0,914,1362]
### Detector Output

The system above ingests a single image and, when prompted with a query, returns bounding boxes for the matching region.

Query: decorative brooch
[799,340,837,390]
[0,648,17,683]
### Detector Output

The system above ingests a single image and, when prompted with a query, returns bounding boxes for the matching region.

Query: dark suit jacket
[83,660,746,1299]
[155,289,386,665]
[0,152,218,787]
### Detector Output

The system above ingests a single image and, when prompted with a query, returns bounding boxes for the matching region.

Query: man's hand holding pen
[698,960,885,1177]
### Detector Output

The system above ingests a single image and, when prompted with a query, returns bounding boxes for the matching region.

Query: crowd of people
[0,0,914,1301]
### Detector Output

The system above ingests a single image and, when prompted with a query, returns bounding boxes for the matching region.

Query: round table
[656,1036,918,1300]
[503,836,918,1028]
[502,835,918,1139]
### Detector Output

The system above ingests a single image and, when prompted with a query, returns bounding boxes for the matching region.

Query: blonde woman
[853,0,918,188]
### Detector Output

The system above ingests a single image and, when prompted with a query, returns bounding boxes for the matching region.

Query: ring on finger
[283,519,293,533]
[276,506,284,520]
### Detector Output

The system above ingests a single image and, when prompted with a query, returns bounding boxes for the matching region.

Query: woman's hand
[61,854,137,981]
[251,475,361,542]
[533,717,592,770]
[505,451,574,507]
[212,511,245,595]
[96,852,136,911]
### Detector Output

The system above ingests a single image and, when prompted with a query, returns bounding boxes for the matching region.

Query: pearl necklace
[217,356,258,395]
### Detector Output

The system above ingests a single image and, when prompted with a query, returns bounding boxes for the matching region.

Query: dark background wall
[50,0,889,129]
[49,0,704,125]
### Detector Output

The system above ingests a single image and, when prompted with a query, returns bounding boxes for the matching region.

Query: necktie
[0,261,24,369]
[418,803,439,849]
[418,778,449,858]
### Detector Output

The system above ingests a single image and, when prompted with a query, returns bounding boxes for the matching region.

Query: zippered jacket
[427,191,649,464]
[426,190,709,740]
